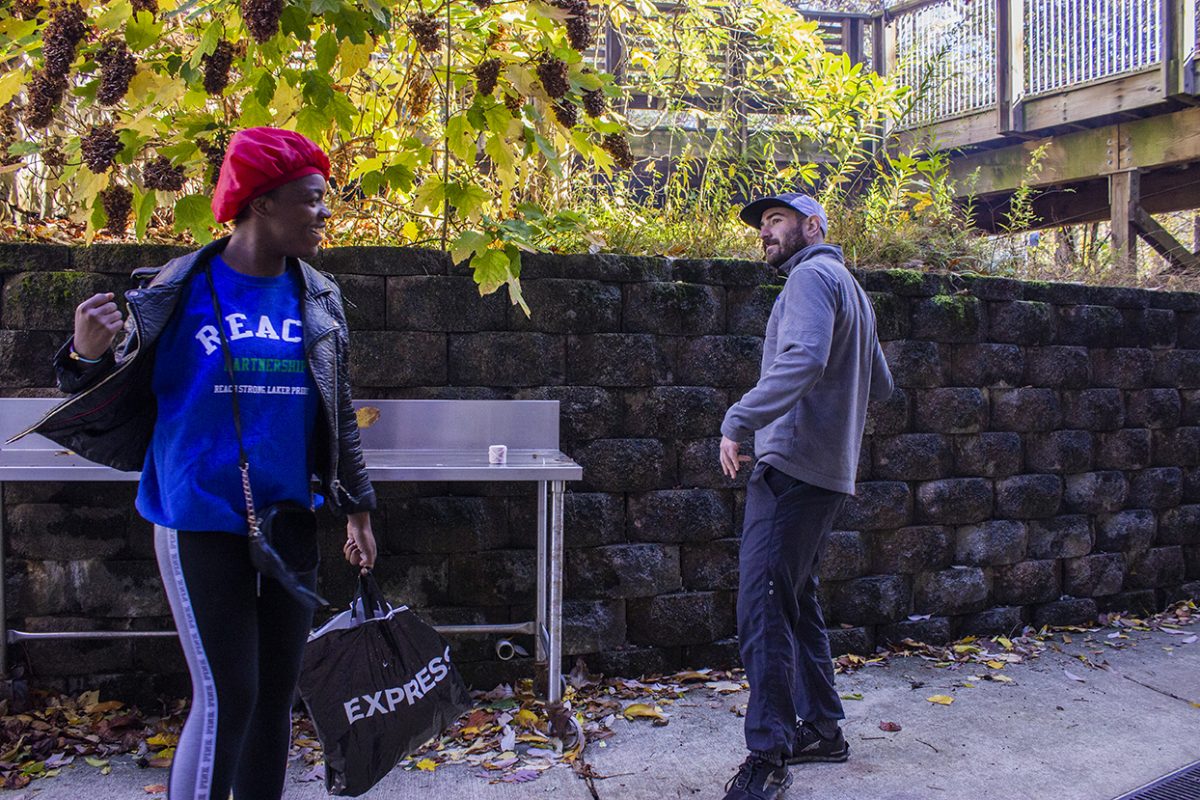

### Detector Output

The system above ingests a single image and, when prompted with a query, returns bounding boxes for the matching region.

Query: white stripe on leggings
[157,526,219,800]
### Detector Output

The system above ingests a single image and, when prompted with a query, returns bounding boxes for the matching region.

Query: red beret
[211,127,331,223]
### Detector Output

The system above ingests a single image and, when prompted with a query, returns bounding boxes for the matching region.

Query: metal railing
[1025,0,1161,95]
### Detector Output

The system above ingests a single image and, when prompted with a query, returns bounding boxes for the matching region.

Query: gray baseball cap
[740,192,828,234]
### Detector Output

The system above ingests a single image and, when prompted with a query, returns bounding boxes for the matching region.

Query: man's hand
[719,435,750,479]
[73,292,124,359]
[343,511,377,574]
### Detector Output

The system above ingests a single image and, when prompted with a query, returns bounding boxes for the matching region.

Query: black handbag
[205,265,328,610]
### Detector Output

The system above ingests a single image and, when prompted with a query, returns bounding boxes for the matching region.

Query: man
[719,193,893,800]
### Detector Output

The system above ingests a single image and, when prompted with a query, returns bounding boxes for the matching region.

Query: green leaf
[445,181,488,220]
[296,106,329,140]
[192,20,222,67]
[450,229,490,265]
[238,95,273,128]
[471,248,511,295]
[412,177,445,214]
[484,134,516,186]
[383,163,415,192]
[134,187,157,240]
[315,32,338,74]
[254,72,277,107]
[445,115,475,162]
[174,194,216,244]
[95,3,132,31]
[280,5,312,41]
[6,141,39,158]
[310,0,342,14]
[329,91,356,132]
[124,11,164,51]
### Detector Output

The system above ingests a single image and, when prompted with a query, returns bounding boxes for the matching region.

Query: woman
[31,127,376,799]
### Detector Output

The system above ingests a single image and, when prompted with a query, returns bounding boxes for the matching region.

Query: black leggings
[155,527,316,800]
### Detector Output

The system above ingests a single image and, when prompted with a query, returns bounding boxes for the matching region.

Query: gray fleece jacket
[720,243,893,495]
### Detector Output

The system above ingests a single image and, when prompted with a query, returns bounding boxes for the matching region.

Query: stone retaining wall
[1,243,1198,701]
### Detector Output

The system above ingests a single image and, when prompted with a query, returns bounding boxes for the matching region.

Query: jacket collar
[779,243,844,275]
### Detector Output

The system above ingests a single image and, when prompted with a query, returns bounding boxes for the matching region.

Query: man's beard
[764,227,811,266]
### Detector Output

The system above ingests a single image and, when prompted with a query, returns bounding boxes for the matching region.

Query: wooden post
[872,13,891,77]
[1163,0,1180,96]
[604,20,624,82]
[1109,170,1140,277]
[997,0,1025,135]
[845,18,865,66]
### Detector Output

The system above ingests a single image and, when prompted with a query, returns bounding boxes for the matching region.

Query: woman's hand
[73,292,124,359]
[343,511,377,574]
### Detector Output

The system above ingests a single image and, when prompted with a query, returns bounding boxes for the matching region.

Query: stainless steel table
[0,398,582,704]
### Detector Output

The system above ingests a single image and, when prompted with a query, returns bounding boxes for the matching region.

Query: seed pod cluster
[552,100,577,128]
[101,184,132,234]
[22,69,67,128]
[13,0,42,20]
[130,0,157,16]
[242,0,283,44]
[203,40,234,95]
[474,58,500,96]
[43,2,89,76]
[583,88,605,117]
[0,107,20,166]
[535,55,568,99]
[471,0,493,8]
[143,155,186,191]
[408,75,433,117]
[96,37,136,106]
[601,132,634,171]
[81,124,122,173]
[42,142,65,167]
[551,0,592,51]
[407,13,442,53]
[503,92,523,114]
[198,132,228,186]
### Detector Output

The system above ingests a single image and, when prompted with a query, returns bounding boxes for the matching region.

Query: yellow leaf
[991,674,1014,683]
[87,700,125,714]
[416,758,437,772]
[673,671,710,682]
[985,660,1005,670]
[85,757,109,768]
[355,406,381,429]
[623,703,666,721]
[513,709,540,728]
[996,636,1014,651]
[78,690,100,708]
[0,70,26,108]
[516,733,548,743]
[146,733,179,747]
[926,695,954,706]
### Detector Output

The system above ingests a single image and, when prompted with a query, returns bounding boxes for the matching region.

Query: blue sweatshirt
[721,244,893,495]
[136,256,319,533]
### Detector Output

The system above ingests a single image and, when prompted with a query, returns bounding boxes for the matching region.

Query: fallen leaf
[143,786,167,795]
[298,764,325,783]
[1063,669,1086,683]
[622,703,666,722]
[1181,635,1197,645]
[839,693,864,701]
[499,769,541,783]
[85,757,109,768]
[416,758,437,772]
[146,733,179,748]
[86,700,125,714]
[355,406,381,428]
[705,681,744,694]
[996,636,1014,651]
[985,660,1005,670]
[926,695,954,706]
[990,674,1014,684]
[879,721,902,732]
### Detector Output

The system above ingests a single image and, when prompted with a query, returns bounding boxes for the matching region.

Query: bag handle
[354,571,409,664]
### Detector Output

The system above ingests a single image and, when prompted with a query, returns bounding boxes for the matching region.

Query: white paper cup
[488,444,507,465]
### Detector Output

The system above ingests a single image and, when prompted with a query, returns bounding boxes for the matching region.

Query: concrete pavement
[15,622,1200,800]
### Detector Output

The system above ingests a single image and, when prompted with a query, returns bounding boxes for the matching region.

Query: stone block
[915,478,993,524]
[858,268,948,297]
[1024,347,1091,389]
[684,638,742,671]
[380,496,508,554]
[2,271,118,331]
[869,292,910,341]
[871,526,954,574]
[1062,389,1125,431]
[6,504,131,559]
[1183,390,1200,425]
[681,539,740,590]
[449,332,565,387]
[1187,545,1200,578]
[1187,467,1200,503]
[828,626,876,656]
[835,482,913,530]
[873,434,953,480]
[1025,430,1094,474]
[1154,350,1200,388]
[1063,471,1129,514]
[727,286,778,335]
[883,341,948,388]
[955,520,1027,566]
[1158,505,1200,545]
[622,387,728,438]
[448,550,537,605]
[386,275,507,332]
[676,336,762,387]
[1153,428,1200,467]
[954,433,1023,478]
[913,388,988,433]
[1126,389,1181,429]
[1126,468,1184,510]
[1027,515,1093,559]
[1125,308,1177,349]
[566,544,681,599]
[1095,510,1157,552]
[991,388,1061,432]
[624,282,724,335]
[335,275,386,331]
[950,343,1025,388]
[584,646,675,679]
[627,489,733,543]
[914,566,990,615]
[819,530,869,581]
[831,575,912,624]
[76,560,168,617]
[375,555,451,608]
[0,330,59,387]
[993,560,1060,605]
[1125,546,1185,589]
[1098,590,1159,615]
[511,491,626,549]
[988,300,1056,345]
[15,618,133,677]
[910,295,984,342]
[0,242,71,272]
[1033,598,1098,628]
[878,616,954,645]
[627,591,734,646]
[513,386,621,442]
[865,388,910,435]
[10,560,78,615]
[568,334,676,387]
[1058,304,1125,346]
[679,438,750,490]
[957,275,1024,301]
[1063,553,1125,597]
[517,252,670,283]
[563,599,627,655]
[1183,311,1200,348]
[508,279,621,333]
[1091,349,1154,389]
[1095,429,1151,470]
[959,606,1026,636]
[317,246,450,276]
[349,330,445,388]
[574,439,674,492]
[995,474,1062,519]
[1164,581,1200,605]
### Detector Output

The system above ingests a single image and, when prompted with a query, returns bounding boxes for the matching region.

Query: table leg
[535,481,548,666]
[548,480,565,704]
[0,484,6,678]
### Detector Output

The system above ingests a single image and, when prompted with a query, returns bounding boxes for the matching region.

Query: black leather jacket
[17,237,376,516]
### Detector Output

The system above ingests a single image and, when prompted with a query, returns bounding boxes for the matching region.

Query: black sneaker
[787,720,849,764]
[722,754,793,800]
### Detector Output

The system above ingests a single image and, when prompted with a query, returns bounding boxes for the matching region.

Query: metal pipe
[548,481,565,704]
[535,481,548,664]
[433,622,537,637]
[494,639,517,661]
[0,485,7,676]
[10,630,178,641]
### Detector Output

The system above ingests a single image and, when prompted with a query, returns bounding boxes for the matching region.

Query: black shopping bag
[298,573,472,796]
